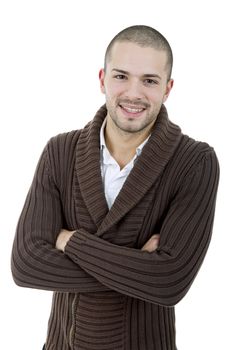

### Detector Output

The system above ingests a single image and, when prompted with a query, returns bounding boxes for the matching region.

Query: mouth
[119,104,147,117]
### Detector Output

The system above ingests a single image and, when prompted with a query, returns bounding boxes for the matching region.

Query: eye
[114,74,127,80]
[144,79,159,85]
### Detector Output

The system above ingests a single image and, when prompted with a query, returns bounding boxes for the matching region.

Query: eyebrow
[111,68,162,80]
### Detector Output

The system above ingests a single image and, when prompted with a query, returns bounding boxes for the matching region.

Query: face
[99,41,173,136]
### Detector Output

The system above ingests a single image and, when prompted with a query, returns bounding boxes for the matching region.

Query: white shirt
[100,118,149,209]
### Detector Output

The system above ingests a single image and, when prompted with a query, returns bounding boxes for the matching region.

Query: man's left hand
[56,229,75,252]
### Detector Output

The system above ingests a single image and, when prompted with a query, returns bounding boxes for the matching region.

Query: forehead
[108,41,167,75]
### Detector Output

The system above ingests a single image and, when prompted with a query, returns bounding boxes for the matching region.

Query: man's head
[99,25,174,136]
[104,25,173,81]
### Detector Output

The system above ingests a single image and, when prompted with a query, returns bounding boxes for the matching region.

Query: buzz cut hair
[104,25,173,80]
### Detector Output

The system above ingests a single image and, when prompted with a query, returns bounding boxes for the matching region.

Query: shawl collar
[75,104,182,236]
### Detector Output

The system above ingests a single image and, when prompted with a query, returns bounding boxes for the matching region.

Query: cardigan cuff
[64,228,89,260]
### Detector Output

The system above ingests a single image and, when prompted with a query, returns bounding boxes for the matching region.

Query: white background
[0,0,232,349]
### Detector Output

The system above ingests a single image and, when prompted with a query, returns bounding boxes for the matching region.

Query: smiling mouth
[119,104,146,114]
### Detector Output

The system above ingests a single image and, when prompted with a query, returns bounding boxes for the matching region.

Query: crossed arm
[12,143,219,306]
[53,149,219,306]
[56,229,160,253]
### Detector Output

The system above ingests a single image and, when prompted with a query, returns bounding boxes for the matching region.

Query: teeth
[122,106,144,113]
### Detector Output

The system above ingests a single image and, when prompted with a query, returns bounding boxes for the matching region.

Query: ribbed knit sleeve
[11,143,108,292]
[65,150,219,306]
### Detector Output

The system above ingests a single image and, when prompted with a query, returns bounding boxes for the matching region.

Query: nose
[124,79,144,100]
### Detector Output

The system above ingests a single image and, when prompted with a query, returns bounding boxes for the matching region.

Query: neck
[104,115,152,169]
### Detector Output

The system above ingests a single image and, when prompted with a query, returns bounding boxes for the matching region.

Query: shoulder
[166,134,220,204]
[175,133,219,174]
[47,130,81,151]
[165,134,219,194]
[45,129,83,166]
[43,129,82,188]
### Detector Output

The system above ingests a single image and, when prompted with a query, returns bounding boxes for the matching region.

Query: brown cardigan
[11,104,220,350]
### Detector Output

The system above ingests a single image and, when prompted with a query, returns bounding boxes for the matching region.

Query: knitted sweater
[11,104,220,350]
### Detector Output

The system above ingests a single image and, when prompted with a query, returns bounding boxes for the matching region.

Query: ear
[99,68,105,94]
[163,79,174,103]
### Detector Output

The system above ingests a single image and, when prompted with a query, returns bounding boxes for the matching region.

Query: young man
[11,25,219,350]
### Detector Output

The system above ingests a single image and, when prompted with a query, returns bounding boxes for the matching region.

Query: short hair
[104,25,173,80]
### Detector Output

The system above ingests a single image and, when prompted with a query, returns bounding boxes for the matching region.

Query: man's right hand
[141,234,160,253]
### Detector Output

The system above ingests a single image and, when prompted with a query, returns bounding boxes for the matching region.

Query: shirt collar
[100,117,107,151]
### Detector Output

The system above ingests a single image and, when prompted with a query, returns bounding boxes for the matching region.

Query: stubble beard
[106,99,162,135]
